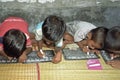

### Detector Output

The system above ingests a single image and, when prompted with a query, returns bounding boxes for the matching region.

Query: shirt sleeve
[55,38,63,48]
[26,38,32,47]
[34,22,43,41]
[24,33,32,47]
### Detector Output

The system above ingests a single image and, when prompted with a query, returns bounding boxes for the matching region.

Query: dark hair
[104,26,120,54]
[3,29,26,58]
[42,15,66,42]
[90,27,108,49]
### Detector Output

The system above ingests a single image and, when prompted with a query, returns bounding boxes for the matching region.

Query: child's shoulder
[36,21,44,29]
[66,20,96,27]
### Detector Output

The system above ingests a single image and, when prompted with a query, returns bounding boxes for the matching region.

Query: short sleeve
[55,38,63,48]
[26,38,32,47]
[24,33,32,47]
[34,22,43,40]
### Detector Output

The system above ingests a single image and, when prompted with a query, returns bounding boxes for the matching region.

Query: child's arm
[76,40,88,52]
[29,32,36,40]
[107,60,120,69]
[0,50,13,60]
[29,32,38,51]
[18,47,32,62]
[37,39,45,58]
[52,47,62,64]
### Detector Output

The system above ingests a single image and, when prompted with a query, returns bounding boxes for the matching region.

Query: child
[64,20,108,53]
[104,26,120,69]
[0,17,32,62]
[31,15,66,64]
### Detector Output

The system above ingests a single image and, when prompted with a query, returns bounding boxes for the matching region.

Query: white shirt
[66,21,97,42]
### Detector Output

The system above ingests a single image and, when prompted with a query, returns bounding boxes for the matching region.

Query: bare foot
[52,51,62,64]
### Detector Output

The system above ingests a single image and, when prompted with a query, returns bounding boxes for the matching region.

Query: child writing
[104,26,120,69]
[31,15,66,64]
[64,20,108,53]
[0,17,32,62]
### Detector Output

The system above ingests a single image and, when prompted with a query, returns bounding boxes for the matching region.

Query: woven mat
[0,44,120,80]
[0,63,38,80]
[39,55,120,80]
[0,55,120,80]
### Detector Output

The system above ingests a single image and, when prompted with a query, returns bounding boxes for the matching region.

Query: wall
[0,0,120,32]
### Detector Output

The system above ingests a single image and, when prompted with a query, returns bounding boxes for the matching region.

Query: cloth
[0,17,31,50]
[33,22,63,47]
[87,59,103,70]
[66,21,97,42]
[0,37,2,43]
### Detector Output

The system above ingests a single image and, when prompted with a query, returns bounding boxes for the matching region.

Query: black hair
[42,15,66,42]
[3,29,26,58]
[104,26,120,54]
[90,27,108,49]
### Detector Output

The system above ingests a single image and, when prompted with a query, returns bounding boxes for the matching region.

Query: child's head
[42,15,66,46]
[87,27,108,50]
[3,29,26,58]
[104,26,120,55]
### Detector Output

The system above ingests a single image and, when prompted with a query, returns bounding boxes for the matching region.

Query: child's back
[66,20,96,42]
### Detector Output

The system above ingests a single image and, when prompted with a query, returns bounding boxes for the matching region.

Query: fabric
[0,17,31,50]
[0,37,2,43]
[33,22,63,47]
[66,21,96,42]
[33,22,43,41]
[87,59,103,70]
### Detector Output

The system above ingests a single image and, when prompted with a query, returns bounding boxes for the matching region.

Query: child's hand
[52,50,62,64]
[37,50,45,58]
[32,44,38,51]
[106,60,120,69]
[31,40,38,51]
[82,46,90,52]
[91,49,100,54]
[7,56,13,61]
[18,53,27,63]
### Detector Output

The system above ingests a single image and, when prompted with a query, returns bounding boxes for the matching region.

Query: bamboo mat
[0,55,119,80]
[0,63,38,80]
[39,55,120,80]
[0,45,120,80]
